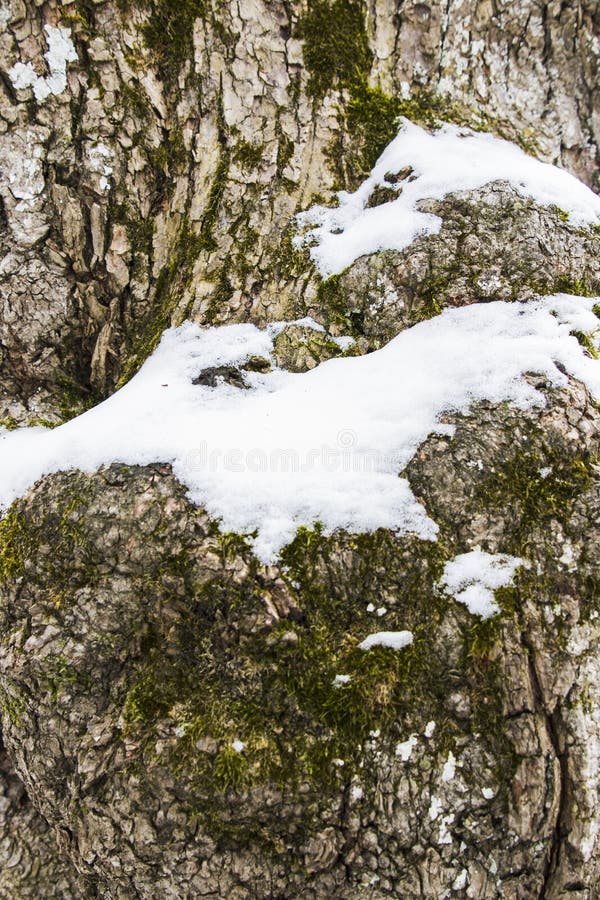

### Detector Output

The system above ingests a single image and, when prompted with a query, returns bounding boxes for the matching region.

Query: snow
[482,787,495,800]
[332,674,351,687]
[9,26,77,103]
[0,295,598,563]
[358,631,414,651]
[294,119,600,277]
[231,740,245,753]
[267,316,326,337]
[440,547,523,618]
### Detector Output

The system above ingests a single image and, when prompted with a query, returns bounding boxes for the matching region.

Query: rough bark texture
[0,0,599,898]
[0,378,598,898]
[1,0,600,421]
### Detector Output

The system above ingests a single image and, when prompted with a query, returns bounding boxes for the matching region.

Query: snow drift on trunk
[294,119,600,277]
[0,294,598,562]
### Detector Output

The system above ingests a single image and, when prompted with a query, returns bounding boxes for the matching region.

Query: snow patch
[9,25,77,103]
[359,631,414,651]
[0,296,598,563]
[294,120,600,277]
[440,547,524,618]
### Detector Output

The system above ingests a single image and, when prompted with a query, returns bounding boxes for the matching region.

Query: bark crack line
[525,645,568,900]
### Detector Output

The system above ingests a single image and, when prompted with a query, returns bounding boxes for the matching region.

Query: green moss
[0,417,18,432]
[297,0,372,101]
[0,506,30,582]
[119,524,515,813]
[57,377,101,424]
[480,444,595,554]
[552,275,597,298]
[214,746,249,789]
[0,687,26,727]
[45,655,91,703]
[344,83,401,181]
[0,485,101,603]
[63,0,96,39]
[277,230,313,282]
[315,274,363,335]
[365,184,400,208]
[148,127,188,182]
[572,330,599,359]
[330,79,543,190]
[203,269,234,324]
[120,82,153,124]
[118,217,206,384]
[411,271,448,323]
[276,133,294,175]
[233,139,264,170]
[140,0,207,88]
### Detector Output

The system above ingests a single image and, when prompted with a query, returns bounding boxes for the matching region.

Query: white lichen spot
[442,750,457,782]
[9,25,77,103]
[452,869,468,890]
[559,543,575,566]
[231,739,245,753]
[88,143,114,193]
[332,674,351,687]
[395,734,418,761]
[429,796,443,821]
[438,813,455,845]
[351,785,364,801]
[424,720,436,738]
[376,606,387,617]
